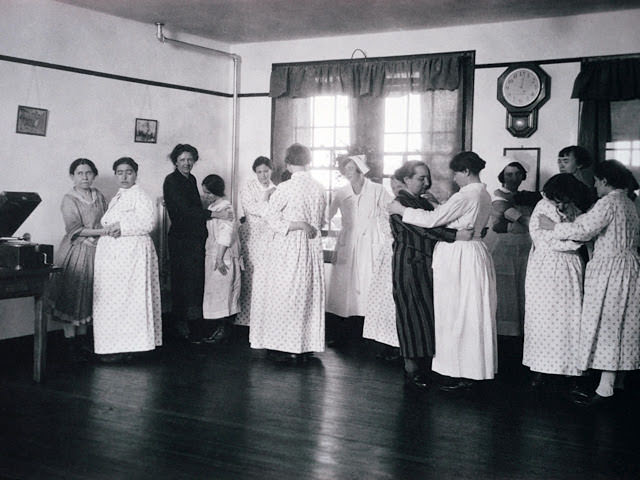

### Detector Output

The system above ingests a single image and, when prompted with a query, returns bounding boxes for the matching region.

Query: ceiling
[55,0,640,44]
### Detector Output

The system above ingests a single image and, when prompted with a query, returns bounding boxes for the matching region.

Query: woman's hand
[215,257,228,275]
[455,229,474,241]
[105,222,121,238]
[538,214,557,230]
[211,207,233,221]
[289,221,317,239]
[262,187,276,202]
[421,191,440,206]
[388,200,406,216]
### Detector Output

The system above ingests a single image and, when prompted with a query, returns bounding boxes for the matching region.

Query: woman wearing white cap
[326,154,392,342]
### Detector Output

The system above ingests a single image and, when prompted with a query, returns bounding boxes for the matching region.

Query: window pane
[313,97,335,126]
[408,94,421,131]
[407,154,423,162]
[294,127,312,146]
[312,149,332,168]
[335,127,351,148]
[632,149,640,167]
[385,96,407,132]
[335,96,350,126]
[313,127,334,148]
[407,133,422,152]
[383,155,404,176]
[310,169,332,189]
[384,133,407,153]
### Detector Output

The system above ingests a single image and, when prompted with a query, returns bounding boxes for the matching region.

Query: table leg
[33,293,47,383]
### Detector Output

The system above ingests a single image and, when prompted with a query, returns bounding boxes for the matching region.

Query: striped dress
[390,190,456,359]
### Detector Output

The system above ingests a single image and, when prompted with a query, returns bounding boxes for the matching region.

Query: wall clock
[497,63,551,138]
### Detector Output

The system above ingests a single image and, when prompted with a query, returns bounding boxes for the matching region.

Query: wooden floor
[1,331,639,480]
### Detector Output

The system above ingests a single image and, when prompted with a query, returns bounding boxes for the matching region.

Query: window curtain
[270,52,474,196]
[571,57,640,165]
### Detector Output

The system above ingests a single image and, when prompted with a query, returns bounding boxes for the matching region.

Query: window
[605,140,640,168]
[383,94,424,178]
[607,99,640,189]
[294,95,351,197]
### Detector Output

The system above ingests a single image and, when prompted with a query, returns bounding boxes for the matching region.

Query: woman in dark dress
[162,144,230,342]
[390,161,463,389]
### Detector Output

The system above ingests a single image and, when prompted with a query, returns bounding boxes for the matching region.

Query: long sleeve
[391,215,456,243]
[529,201,582,252]
[163,174,210,224]
[119,191,156,236]
[262,187,290,236]
[241,181,269,217]
[552,197,613,242]
[402,192,468,229]
[60,196,84,241]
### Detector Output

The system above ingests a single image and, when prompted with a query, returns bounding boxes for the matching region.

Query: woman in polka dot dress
[93,157,162,360]
[522,174,592,385]
[540,160,640,406]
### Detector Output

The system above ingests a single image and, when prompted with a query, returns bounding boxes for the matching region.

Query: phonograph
[0,192,53,269]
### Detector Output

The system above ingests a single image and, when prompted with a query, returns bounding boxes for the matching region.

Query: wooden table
[0,266,60,382]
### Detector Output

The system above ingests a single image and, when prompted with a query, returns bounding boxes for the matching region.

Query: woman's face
[202,184,217,201]
[502,166,524,192]
[405,165,430,196]
[452,168,470,188]
[343,160,363,183]
[558,153,578,174]
[115,163,137,189]
[594,176,610,198]
[71,164,96,190]
[176,151,195,177]
[255,164,272,186]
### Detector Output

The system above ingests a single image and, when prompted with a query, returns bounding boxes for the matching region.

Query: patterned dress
[237,178,274,326]
[327,179,392,318]
[93,184,162,354]
[50,188,107,325]
[203,198,242,320]
[390,190,456,358]
[522,199,584,376]
[362,213,399,348]
[402,183,497,380]
[249,171,326,354]
[553,189,640,371]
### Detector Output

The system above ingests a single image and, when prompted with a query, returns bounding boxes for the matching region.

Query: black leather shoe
[439,378,475,392]
[573,392,613,408]
[404,371,430,390]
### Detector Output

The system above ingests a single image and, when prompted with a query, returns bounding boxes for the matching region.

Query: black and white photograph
[15,105,48,136]
[134,117,158,143]
[1,1,640,479]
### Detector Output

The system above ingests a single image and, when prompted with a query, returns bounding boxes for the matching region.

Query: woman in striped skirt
[390,161,465,389]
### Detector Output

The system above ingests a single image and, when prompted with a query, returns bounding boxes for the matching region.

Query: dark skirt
[392,246,436,359]
[169,235,206,321]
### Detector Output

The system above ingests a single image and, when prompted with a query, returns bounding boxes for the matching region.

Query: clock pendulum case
[497,63,551,138]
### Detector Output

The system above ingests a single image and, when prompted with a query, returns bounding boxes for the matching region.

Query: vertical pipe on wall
[155,23,241,208]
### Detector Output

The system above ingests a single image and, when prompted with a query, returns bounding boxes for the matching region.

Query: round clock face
[502,68,541,108]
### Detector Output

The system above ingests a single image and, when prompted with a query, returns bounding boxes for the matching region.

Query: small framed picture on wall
[16,106,48,136]
[134,118,158,143]
[503,147,541,191]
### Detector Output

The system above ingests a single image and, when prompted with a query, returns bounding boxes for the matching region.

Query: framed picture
[16,106,48,136]
[503,147,541,191]
[135,118,158,143]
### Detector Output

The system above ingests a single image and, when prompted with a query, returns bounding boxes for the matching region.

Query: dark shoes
[404,371,430,390]
[529,372,546,389]
[203,325,231,345]
[97,353,133,363]
[438,378,475,392]
[573,392,614,408]
[267,350,313,365]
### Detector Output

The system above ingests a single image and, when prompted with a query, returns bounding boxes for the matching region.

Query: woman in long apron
[389,152,497,390]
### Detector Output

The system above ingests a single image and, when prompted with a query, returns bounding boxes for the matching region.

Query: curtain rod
[272,50,475,68]
[475,51,640,69]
